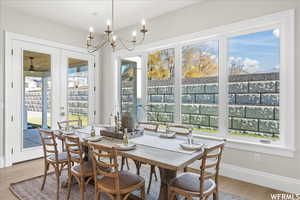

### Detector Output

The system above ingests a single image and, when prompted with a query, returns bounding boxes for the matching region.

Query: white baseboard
[0,156,4,168]
[221,163,300,194]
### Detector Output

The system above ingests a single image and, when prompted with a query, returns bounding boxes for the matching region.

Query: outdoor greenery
[28,114,88,128]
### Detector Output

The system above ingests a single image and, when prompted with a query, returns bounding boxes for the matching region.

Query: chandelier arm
[117,31,144,46]
[136,33,146,45]
[118,38,136,51]
[88,37,110,53]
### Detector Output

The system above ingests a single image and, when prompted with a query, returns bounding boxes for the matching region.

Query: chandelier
[86,0,148,52]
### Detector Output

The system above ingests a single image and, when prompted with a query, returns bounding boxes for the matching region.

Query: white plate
[116,143,136,151]
[159,132,176,138]
[180,143,204,151]
[85,136,103,142]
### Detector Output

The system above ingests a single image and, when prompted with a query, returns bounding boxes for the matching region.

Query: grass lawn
[28,114,88,127]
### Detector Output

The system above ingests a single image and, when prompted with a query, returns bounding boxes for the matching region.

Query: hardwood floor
[0,158,281,200]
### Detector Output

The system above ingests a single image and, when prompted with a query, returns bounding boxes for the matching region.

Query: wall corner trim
[221,163,300,194]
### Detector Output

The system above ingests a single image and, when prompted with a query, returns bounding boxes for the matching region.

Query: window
[228,29,280,141]
[181,41,219,133]
[116,10,294,156]
[147,48,175,123]
[120,57,142,121]
[67,58,89,126]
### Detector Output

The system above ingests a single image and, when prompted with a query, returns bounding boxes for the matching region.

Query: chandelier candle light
[86,0,148,52]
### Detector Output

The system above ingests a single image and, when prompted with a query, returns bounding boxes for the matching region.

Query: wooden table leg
[133,160,142,175]
[83,146,89,161]
[158,167,177,200]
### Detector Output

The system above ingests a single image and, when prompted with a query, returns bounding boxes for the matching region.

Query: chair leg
[168,189,175,200]
[41,162,49,190]
[67,175,72,200]
[141,185,145,200]
[95,189,100,200]
[54,166,60,200]
[213,189,219,200]
[80,177,85,200]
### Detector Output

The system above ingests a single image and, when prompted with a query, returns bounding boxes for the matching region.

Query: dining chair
[156,123,190,135]
[57,119,82,151]
[138,121,159,132]
[133,121,159,193]
[65,135,93,200]
[89,143,145,200]
[39,129,69,200]
[168,142,225,200]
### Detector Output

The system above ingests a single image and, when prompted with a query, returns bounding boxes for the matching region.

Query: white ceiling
[1,0,201,33]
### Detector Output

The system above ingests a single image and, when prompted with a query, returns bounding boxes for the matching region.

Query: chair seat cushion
[169,172,216,193]
[47,152,68,162]
[97,171,144,192]
[72,161,93,175]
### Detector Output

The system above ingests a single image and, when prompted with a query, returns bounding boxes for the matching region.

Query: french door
[6,38,95,164]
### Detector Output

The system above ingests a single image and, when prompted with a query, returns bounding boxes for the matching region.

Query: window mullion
[174,46,181,124]
[141,53,148,122]
[218,37,229,138]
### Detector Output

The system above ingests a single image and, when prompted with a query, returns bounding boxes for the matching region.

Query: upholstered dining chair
[168,142,225,200]
[57,119,82,151]
[39,129,68,200]
[89,143,145,200]
[65,135,93,200]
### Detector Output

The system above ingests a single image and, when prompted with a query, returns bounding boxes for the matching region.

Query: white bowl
[116,143,136,151]
[180,143,204,151]
[159,132,176,138]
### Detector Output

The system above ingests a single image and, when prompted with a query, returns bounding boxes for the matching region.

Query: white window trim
[113,9,295,157]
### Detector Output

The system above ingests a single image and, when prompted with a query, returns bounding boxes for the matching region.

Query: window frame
[113,9,295,157]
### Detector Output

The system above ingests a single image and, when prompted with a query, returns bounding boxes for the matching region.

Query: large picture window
[228,29,280,140]
[147,48,175,123]
[117,10,294,156]
[181,41,219,133]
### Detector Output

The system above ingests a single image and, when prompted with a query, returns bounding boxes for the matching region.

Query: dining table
[56,125,224,200]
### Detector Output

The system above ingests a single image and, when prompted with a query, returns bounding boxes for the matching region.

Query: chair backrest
[64,135,84,172]
[157,123,190,135]
[199,142,225,195]
[89,143,120,192]
[168,124,190,135]
[39,129,59,161]
[57,119,82,130]
[138,121,158,132]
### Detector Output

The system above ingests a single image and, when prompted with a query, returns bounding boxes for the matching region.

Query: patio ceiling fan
[27,57,48,73]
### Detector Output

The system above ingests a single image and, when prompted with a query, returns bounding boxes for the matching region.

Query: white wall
[100,0,300,187]
[0,6,100,165]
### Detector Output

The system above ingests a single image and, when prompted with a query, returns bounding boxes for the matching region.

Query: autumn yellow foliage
[148,50,174,80]
[182,48,218,78]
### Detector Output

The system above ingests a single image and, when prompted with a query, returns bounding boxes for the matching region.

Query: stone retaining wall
[25,88,88,115]
[144,72,280,137]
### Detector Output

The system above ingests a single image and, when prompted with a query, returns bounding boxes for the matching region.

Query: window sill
[192,134,295,158]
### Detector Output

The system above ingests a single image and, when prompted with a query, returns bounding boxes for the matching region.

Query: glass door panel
[120,57,142,122]
[23,50,51,149]
[67,58,89,126]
